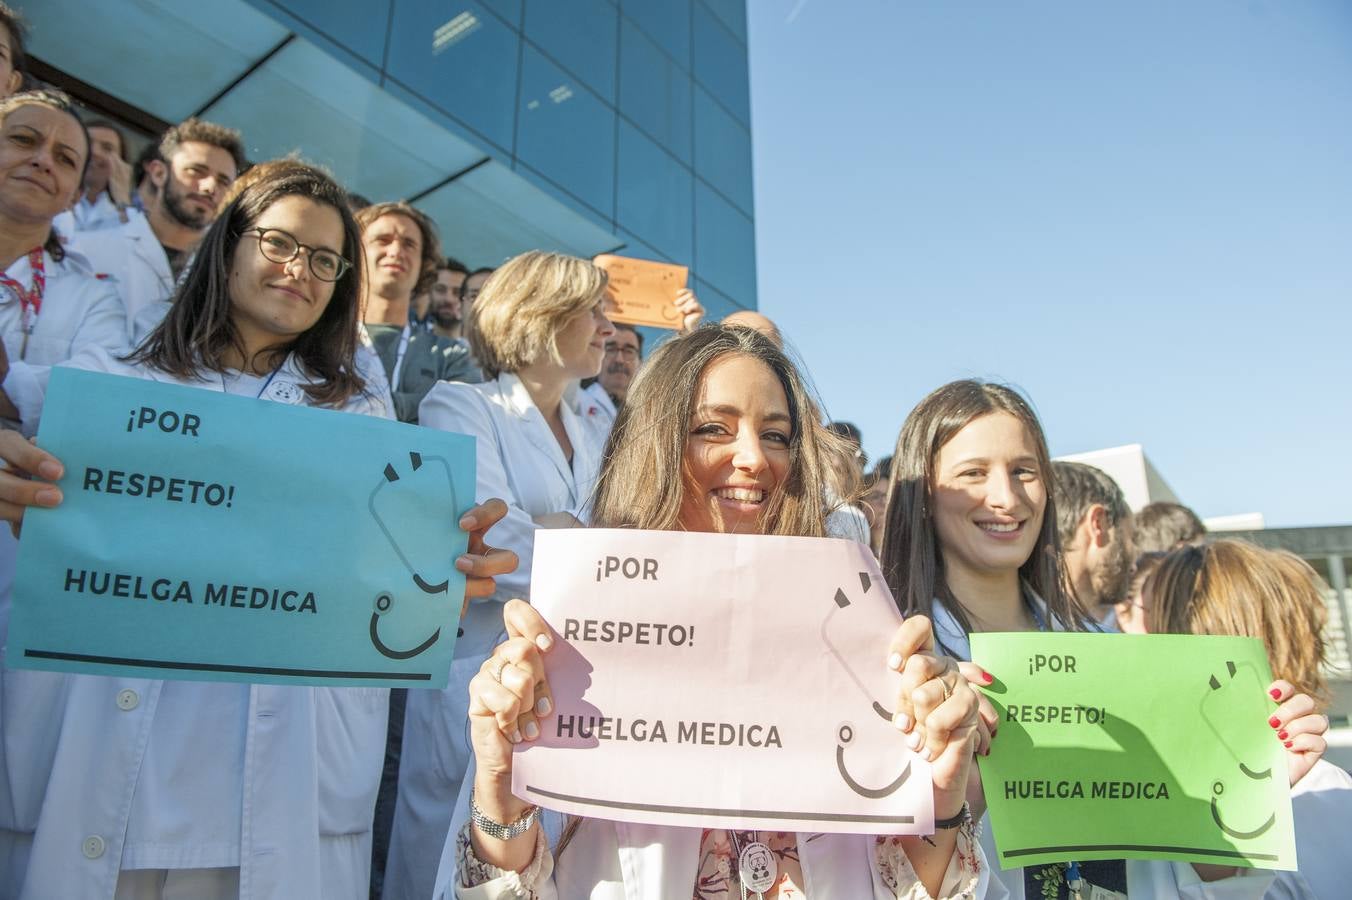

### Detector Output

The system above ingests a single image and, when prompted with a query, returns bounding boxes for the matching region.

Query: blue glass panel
[622,0,690,70]
[693,87,752,216]
[416,161,620,269]
[386,1,520,151]
[24,0,288,123]
[694,179,756,306]
[524,0,617,101]
[619,20,692,164]
[516,46,617,217]
[617,123,693,264]
[252,0,391,68]
[692,1,750,125]
[616,227,671,263]
[480,0,523,27]
[200,40,485,202]
[693,277,748,320]
[697,0,746,44]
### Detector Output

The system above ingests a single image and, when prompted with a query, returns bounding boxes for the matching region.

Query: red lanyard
[0,248,46,359]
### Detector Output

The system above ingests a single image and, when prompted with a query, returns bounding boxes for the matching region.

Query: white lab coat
[437,818,1000,899]
[932,604,1275,900]
[383,373,604,900]
[0,344,394,900]
[1268,758,1352,899]
[64,208,175,342]
[71,193,127,232]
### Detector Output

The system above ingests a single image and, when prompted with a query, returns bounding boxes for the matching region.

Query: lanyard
[220,366,282,399]
[0,248,46,360]
[390,324,412,389]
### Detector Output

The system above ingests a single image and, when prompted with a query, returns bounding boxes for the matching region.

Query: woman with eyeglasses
[0,160,516,900]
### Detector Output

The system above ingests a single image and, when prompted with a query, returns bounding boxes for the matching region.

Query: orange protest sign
[594,254,688,330]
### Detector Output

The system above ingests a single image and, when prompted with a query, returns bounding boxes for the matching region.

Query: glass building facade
[25,0,757,317]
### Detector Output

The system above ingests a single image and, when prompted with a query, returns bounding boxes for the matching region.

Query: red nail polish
[1278,730,1289,740]
[1268,716,1281,729]
[1284,741,1293,748]
[983,671,994,684]
[1270,688,1282,700]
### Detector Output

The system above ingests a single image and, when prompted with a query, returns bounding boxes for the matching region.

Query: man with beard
[65,118,245,340]
[357,202,478,422]
[425,257,469,342]
[1051,460,1136,627]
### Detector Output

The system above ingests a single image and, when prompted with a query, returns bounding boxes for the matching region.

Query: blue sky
[746,0,1352,528]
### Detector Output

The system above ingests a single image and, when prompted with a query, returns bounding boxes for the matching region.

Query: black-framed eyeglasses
[243,227,351,282]
[604,343,641,361]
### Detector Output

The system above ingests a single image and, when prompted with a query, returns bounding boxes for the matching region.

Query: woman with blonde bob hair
[1144,539,1342,897]
[439,324,993,899]
[391,251,618,900]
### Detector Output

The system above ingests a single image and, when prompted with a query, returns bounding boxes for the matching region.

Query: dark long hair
[126,162,366,407]
[879,380,1085,638]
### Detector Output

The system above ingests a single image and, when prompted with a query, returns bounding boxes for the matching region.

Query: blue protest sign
[8,367,475,688]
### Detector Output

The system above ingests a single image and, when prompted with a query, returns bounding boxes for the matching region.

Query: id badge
[1087,885,1128,900]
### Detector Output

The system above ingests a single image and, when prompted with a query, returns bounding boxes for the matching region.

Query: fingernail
[459,515,477,529]
[1277,730,1289,741]
[1284,740,1293,748]
[923,746,936,762]
[509,729,522,744]
[37,461,62,480]
[524,721,540,741]
[905,730,923,752]
[536,696,552,716]
[892,712,911,732]
[1270,688,1282,700]
[35,488,61,506]
[1268,716,1281,729]
[887,653,903,671]
[536,633,553,652]
[982,671,994,684]
[454,556,473,572]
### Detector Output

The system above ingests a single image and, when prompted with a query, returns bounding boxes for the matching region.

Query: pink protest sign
[512,529,935,834]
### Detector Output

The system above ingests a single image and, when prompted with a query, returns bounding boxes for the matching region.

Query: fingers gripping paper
[971,633,1297,870]
[512,529,935,833]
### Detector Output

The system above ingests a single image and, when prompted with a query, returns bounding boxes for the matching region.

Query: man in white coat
[63,118,244,342]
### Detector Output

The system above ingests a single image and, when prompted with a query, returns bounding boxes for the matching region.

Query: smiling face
[599,326,641,400]
[552,297,614,379]
[227,194,344,359]
[930,411,1047,583]
[362,212,422,302]
[677,353,793,534]
[0,103,88,225]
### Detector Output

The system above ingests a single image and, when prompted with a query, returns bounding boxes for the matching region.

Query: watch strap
[470,793,540,841]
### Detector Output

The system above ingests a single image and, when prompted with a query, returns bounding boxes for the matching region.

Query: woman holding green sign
[442,325,993,899]
[0,161,517,900]
[876,380,1329,899]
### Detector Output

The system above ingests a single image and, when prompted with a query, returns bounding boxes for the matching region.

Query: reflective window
[619,20,692,164]
[617,123,693,264]
[201,41,485,202]
[263,0,391,67]
[524,0,617,100]
[623,0,691,70]
[516,46,616,217]
[692,1,750,126]
[693,277,748,323]
[386,1,520,152]
[698,0,747,44]
[693,87,752,216]
[694,180,756,306]
[24,0,288,123]
[616,227,672,263]
[480,0,523,27]
[416,161,620,268]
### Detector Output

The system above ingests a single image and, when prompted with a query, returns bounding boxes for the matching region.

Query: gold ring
[940,678,952,702]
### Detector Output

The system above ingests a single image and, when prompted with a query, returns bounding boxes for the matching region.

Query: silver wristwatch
[470,793,540,841]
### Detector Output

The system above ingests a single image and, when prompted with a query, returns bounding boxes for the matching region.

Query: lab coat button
[81,835,106,858]
[116,689,139,711]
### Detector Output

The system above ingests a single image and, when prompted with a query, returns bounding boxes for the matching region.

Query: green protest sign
[971,633,1296,871]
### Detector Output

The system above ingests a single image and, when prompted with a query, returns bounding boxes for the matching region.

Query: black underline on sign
[524,786,916,824]
[1003,844,1279,862]
[24,649,430,681]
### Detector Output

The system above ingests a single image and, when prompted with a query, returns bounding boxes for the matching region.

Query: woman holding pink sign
[876,380,1330,899]
[443,325,994,899]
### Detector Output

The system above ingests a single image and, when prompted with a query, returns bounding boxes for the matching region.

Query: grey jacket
[368,324,482,423]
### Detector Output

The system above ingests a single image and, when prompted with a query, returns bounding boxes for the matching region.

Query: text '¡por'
[82,468,236,508]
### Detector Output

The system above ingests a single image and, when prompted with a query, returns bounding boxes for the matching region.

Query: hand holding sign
[0,429,65,536]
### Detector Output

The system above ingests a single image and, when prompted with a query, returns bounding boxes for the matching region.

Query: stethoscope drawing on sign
[820,571,913,799]
[368,450,458,660]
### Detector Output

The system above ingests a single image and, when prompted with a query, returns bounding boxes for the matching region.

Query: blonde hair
[1147,540,1329,705]
[469,251,608,378]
